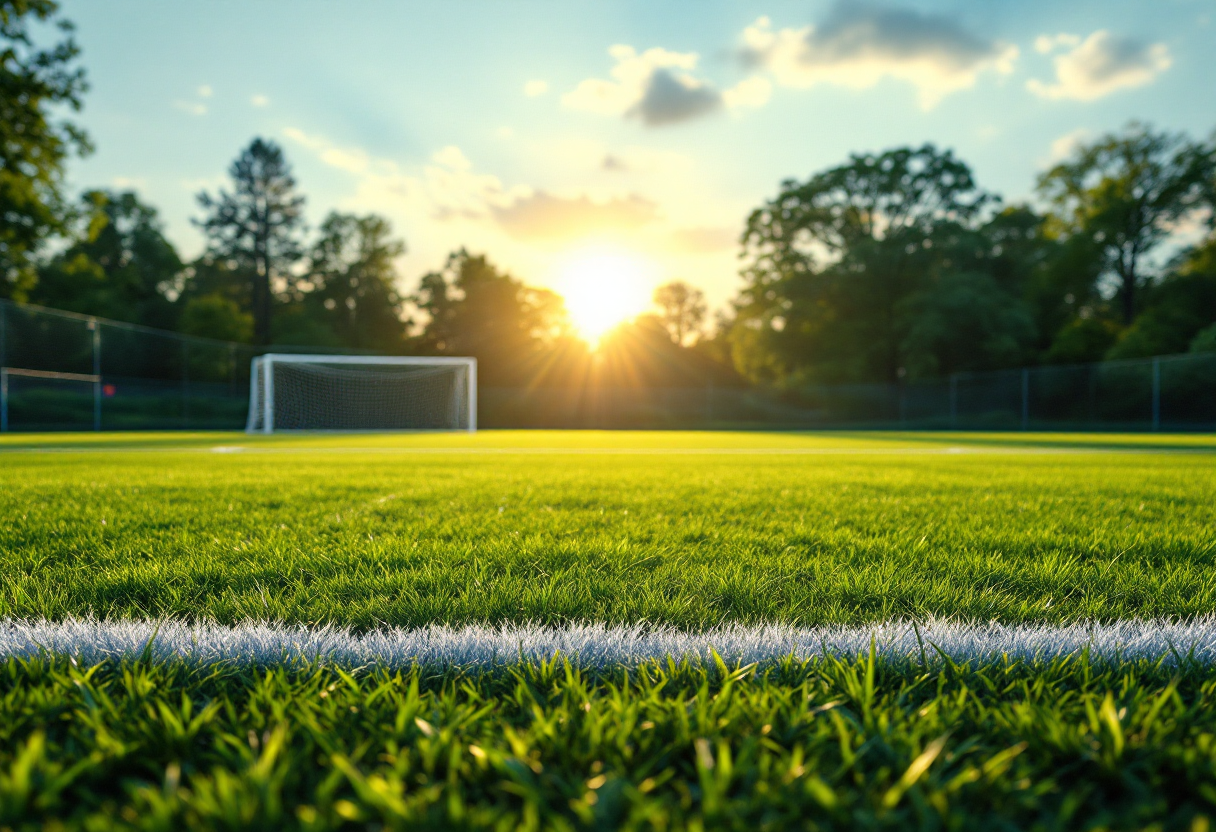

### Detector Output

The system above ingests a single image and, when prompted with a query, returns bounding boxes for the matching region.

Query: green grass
[5,654,1216,831]
[4,429,1216,829]
[2,431,1215,627]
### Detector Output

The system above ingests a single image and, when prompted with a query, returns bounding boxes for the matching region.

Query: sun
[555,247,656,346]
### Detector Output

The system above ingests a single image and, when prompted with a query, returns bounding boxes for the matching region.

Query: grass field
[3,430,1215,627]
[3,430,1216,829]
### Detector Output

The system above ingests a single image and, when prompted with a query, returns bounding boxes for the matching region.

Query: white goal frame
[245,354,476,434]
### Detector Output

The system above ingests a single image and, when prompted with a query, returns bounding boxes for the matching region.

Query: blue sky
[59,0,1216,325]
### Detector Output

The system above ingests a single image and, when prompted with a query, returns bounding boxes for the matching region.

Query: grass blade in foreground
[2,655,1215,830]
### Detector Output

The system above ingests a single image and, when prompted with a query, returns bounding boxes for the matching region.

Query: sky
[58,0,1216,337]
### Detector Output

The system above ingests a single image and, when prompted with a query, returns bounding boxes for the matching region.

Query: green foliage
[653,281,706,346]
[1191,324,1216,354]
[194,139,306,345]
[30,190,182,328]
[1038,122,1215,325]
[3,654,1216,829]
[179,294,252,344]
[413,250,578,386]
[1045,317,1121,364]
[299,212,409,351]
[1106,272,1216,360]
[0,0,90,300]
[1,431,1214,628]
[734,145,1038,385]
[898,271,1035,378]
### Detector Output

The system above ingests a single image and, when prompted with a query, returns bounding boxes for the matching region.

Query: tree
[735,144,998,384]
[304,212,408,350]
[31,190,182,327]
[413,250,577,386]
[899,272,1035,377]
[0,0,90,300]
[653,281,706,346]
[1037,123,1213,325]
[1106,234,1216,359]
[195,138,305,344]
[179,294,252,343]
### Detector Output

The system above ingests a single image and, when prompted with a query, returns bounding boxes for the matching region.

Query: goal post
[245,354,477,434]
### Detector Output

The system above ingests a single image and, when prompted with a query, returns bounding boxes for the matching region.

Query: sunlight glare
[555,247,657,346]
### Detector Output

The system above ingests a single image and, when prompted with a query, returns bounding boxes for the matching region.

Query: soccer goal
[245,354,476,434]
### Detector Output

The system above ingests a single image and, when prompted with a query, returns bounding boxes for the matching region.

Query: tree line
[3,1,1215,393]
[733,132,1216,386]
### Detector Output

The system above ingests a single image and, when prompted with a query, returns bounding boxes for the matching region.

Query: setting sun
[554,247,657,345]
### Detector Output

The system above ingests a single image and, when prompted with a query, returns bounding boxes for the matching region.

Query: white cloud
[286,134,508,225]
[283,127,369,174]
[173,100,207,116]
[320,147,369,174]
[523,79,549,97]
[283,127,326,151]
[1046,128,1091,164]
[1034,33,1079,55]
[197,84,213,98]
[431,145,472,171]
[722,76,772,110]
[110,176,147,190]
[668,226,738,254]
[1027,30,1171,101]
[739,3,1018,108]
[563,44,766,126]
[491,192,660,240]
[251,94,270,107]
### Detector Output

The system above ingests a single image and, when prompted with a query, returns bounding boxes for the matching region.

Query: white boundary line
[1,445,1213,456]
[4,619,1216,668]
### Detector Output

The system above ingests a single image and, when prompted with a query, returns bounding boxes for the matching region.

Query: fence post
[91,318,101,431]
[705,380,713,424]
[1151,356,1160,431]
[949,374,958,428]
[0,302,6,432]
[1021,368,1029,430]
[181,338,188,428]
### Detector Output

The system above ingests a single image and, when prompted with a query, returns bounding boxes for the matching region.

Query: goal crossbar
[246,354,477,434]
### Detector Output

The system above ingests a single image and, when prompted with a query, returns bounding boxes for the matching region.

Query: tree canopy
[29,190,182,328]
[195,138,306,344]
[1037,123,1213,325]
[412,249,578,386]
[0,0,89,300]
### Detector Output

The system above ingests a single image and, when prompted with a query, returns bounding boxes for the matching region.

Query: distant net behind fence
[1,299,1214,431]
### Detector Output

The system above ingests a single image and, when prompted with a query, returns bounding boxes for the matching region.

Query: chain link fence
[2,299,1214,431]
[0,300,367,431]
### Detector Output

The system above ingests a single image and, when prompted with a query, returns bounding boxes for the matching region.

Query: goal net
[245,354,476,433]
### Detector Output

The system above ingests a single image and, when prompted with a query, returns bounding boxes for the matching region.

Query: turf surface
[6,654,1216,831]
[4,429,1216,830]
[2,431,1215,627]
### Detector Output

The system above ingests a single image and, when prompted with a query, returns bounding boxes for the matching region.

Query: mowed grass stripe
[8,618,1216,667]
[2,431,1214,628]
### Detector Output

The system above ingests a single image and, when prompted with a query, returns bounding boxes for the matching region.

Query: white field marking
[4,619,1216,668]
[2,445,1212,456]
